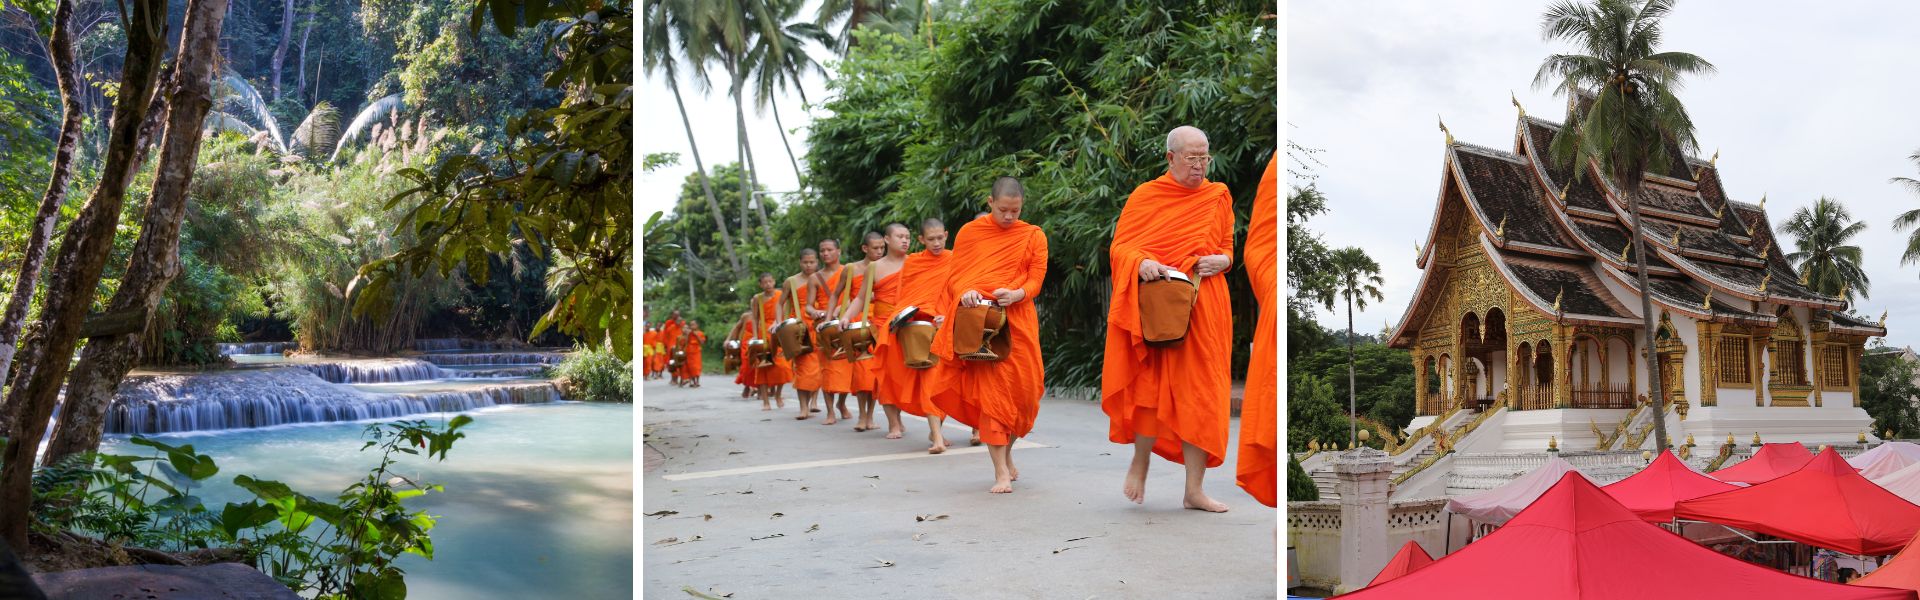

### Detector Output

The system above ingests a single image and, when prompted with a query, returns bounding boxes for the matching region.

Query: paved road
[641,374,1277,599]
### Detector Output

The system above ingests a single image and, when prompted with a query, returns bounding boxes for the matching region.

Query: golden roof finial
[1559,179,1572,201]
[1496,213,1508,238]
[1760,241,1771,260]
[1552,287,1564,314]
[1881,310,1889,328]
[1701,290,1713,311]
[1759,194,1767,211]
[1841,282,1851,299]
[1618,242,1631,262]
[1710,148,1720,166]
[1670,228,1682,248]
[1759,272,1771,294]
[1438,114,1453,145]
[1799,268,1810,285]
[1512,91,1525,117]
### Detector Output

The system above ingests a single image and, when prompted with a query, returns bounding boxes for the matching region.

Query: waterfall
[290,358,450,383]
[217,342,298,355]
[412,339,540,353]
[418,353,566,366]
[106,369,566,435]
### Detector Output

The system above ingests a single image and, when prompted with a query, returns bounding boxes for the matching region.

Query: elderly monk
[728,311,755,398]
[877,219,957,453]
[680,321,708,388]
[930,177,1049,493]
[1239,157,1278,508]
[1102,125,1237,513]
[749,274,794,410]
[779,249,826,420]
[845,224,912,439]
[836,232,889,432]
[816,239,854,425]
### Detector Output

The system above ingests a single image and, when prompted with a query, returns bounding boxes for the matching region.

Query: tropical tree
[1326,247,1383,448]
[815,0,897,53]
[0,0,77,391]
[643,0,744,274]
[1888,150,1920,274]
[746,0,831,183]
[698,0,782,246]
[1780,197,1868,303]
[1534,0,1714,451]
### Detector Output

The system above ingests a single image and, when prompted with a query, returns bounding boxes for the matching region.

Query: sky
[1289,1,1920,350]
[638,4,835,228]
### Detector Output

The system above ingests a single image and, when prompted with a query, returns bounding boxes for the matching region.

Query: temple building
[1315,97,1889,500]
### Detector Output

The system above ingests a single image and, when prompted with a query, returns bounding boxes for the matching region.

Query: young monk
[662,311,685,385]
[816,239,854,425]
[929,178,1049,493]
[845,224,912,439]
[837,232,888,432]
[1238,156,1278,508]
[749,274,793,410]
[1102,125,1236,513]
[876,219,957,453]
[780,249,826,419]
[728,311,755,398]
[641,325,658,380]
[681,321,708,388]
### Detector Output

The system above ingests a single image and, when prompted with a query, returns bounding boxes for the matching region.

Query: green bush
[1287,454,1319,502]
[551,345,633,403]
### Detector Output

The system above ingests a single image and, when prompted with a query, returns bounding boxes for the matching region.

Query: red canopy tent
[1334,472,1913,599]
[1711,442,1815,485]
[1365,540,1433,588]
[1603,448,1741,522]
[1855,530,1920,592]
[1675,448,1920,556]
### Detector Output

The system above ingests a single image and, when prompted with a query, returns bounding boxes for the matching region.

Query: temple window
[1820,345,1850,389]
[1717,336,1752,386]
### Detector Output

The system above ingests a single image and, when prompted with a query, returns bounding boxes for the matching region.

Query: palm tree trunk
[1630,194,1669,450]
[770,94,803,184]
[0,0,83,391]
[669,77,742,274]
[742,129,774,245]
[271,0,295,101]
[0,0,173,553]
[731,60,755,248]
[296,9,313,101]
[47,0,228,466]
[1347,291,1357,448]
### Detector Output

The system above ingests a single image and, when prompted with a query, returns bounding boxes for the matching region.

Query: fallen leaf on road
[656,536,704,547]
[1064,535,1103,543]
[771,512,784,519]
[915,514,950,522]
[868,558,895,568]
[680,586,732,599]
[912,533,925,541]
[655,537,679,545]
[863,475,881,479]
[644,510,679,518]
[775,478,799,482]
[751,533,786,541]
[1099,453,1111,456]
[806,524,820,533]
[703,514,714,521]
[737,489,754,495]
[1053,546,1084,554]
[728,451,745,455]
[800,487,809,492]
[694,435,710,438]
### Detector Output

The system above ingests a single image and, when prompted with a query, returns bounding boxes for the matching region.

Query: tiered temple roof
[1390,109,1885,347]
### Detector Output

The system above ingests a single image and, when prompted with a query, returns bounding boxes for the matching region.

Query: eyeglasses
[1176,154,1213,166]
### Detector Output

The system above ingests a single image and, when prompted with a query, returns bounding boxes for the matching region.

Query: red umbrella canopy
[1675,448,1920,556]
[1604,448,1741,522]
[1711,442,1815,485]
[1335,472,1914,599]
[1365,540,1434,588]
[1856,530,1920,592]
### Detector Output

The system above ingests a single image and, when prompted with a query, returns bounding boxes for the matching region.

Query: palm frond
[215,72,286,153]
[290,101,340,159]
[329,94,404,163]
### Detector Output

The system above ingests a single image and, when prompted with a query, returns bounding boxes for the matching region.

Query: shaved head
[1165,125,1212,189]
[991,176,1025,200]
[921,218,945,234]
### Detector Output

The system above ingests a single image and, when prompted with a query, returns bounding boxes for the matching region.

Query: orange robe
[753,292,793,385]
[643,330,661,374]
[822,266,853,394]
[844,268,878,394]
[734,319,757,387]
[865,271,901,403]
[680,331,707,379]
[877,250,954,418]
[1101,172,1236,468]
[662,319,684,356]
[788,280,824,392]
[1239,158,1278,507]
[928,216,1049,445]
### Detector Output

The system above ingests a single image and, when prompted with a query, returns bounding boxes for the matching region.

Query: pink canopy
[1711,442,1815,485]
[1444,456,1577,526]
[1854,442,1920,481]
[1877,461,1920,506]
[1365,540,1433,588]
[1335,473,1914,599]
[1603,448,1740,522]
[1856,530,1920,593]
[1676,448,1920,556]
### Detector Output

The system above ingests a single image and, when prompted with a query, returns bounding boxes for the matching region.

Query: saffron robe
[680,331,707,380]
[927,216,1048,445]
[661,318,684,357]
[844,268,878,394]
[788,279,824,392]
[733,318,757,387]
[865,270,901,403]
[753,291,793,385]
[821,266,854,394]
[877,250,954,418]
[1101,172,1236,468]
[1238,157,1279,507]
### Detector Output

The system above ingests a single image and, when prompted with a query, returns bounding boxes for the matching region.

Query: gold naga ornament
[1438,115,1453,145]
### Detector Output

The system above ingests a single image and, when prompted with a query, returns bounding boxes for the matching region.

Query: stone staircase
[1310,407,1487,500]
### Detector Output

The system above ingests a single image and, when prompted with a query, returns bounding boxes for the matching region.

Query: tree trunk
[1630,193,1669,450]
[0,0,83,392]
[730,60,755,247]
[770,94,803,185]
[743,127,773,246]
[296,8,313,101]
[1347,291,1357,448]
[45,0,228,466]
[0,0,174,554]
[670,78,741,275]
[271,0,294,101]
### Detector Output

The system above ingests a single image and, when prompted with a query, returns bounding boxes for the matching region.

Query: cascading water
[290,358,451,383]
[216,341,297,355]
[106,369,566,435]
[411,339,541,353]
[418,352,566,366]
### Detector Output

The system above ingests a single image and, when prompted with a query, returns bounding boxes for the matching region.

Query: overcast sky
[1290,1,1920,349]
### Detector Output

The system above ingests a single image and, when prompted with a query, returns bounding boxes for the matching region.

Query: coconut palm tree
[815,0,897,54]
[746,0,831,184]
[1888,150,1920,273]
[1534,0,1714,450]
[698,0,782,246]
[644,0,744,274]
[203,72,342,161]
[1326,247,1383,448]
[1781,197,1868,303]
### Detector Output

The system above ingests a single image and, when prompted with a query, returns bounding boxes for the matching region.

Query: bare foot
[989,479,1014,494]
[1183,492,1230,513]
[885,429,904,440]
[1010,464,1020,481]
[795,414,809,420]
[761,405,773,412]
[928,444,945,455]
[839,407,853,419]
[969,437,982,447]
[823,416,838,425]
[1123,462,1148,504]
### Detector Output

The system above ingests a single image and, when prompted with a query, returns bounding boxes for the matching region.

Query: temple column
[1697,322,1720,407]
[1853,343,1865,407]
[1412,348,1429,415]
[1809,330,1828,408]
[1553,324,1573,409]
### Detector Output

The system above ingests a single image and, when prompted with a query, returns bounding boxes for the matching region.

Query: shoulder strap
[859,262,877,322]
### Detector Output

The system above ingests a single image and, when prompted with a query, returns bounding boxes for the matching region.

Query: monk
[680,321,708,388]
[1102,125,1237,513]
[929,177,1049,493]
[643,324,662,380]
[1239,157,1278,508]
[836,232,888,432]
[846,224,912,439]
[779,250,826,419]
[816,239,854,425]
[662,311,685,385]
[876,219,957,453]
[749,273,793,410]
[729,311,756,398]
